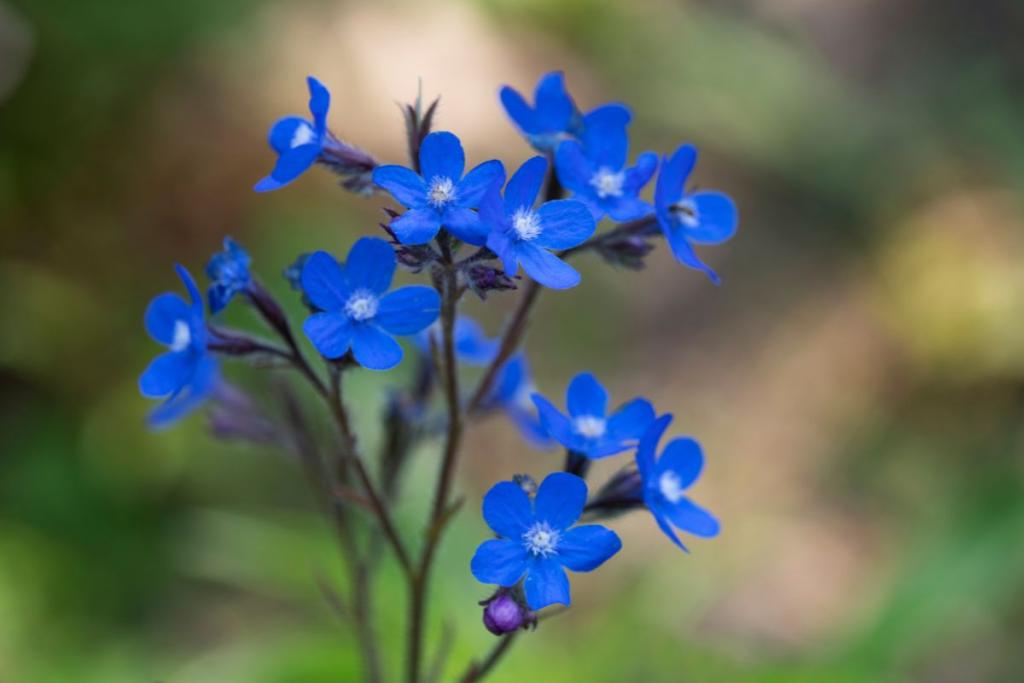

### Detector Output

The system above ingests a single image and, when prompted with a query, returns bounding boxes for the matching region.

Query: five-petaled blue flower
[416,316,499,366]
[500,71,631,152]
[255,76,332,192]
[480,156,595,289]
[139,265,219,428]
[372,131,505,246]
[531,372,655,458]
[206,237,253,313]
[471,472,621,610]
[636,414,720,550]
[654,144,738,284]
[555,119,657,223]
[301,238,440,370]
[488,354,551,448]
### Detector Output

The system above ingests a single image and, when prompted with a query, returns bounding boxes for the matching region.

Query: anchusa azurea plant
[140,71,737,683]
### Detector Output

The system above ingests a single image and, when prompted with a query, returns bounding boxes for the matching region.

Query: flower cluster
[139,70,735,680]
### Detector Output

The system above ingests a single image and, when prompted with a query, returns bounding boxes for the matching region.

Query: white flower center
[170,320,191,352]
[671,198,699,228]
[510,207,542,241]
[523,522,560,558]
[290,122,316,148]
[658,471,687,504]
[344,289,379,321]
[573,414,607,439]
[427,176,456,207]
[589,167,625,199]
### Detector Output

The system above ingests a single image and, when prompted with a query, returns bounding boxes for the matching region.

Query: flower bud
[482,592,532,636]
[466,264,518,300]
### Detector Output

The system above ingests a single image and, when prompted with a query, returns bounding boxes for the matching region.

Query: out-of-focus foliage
[1,0,1023,681]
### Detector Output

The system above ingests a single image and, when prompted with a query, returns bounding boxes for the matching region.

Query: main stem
[407,239,463,683]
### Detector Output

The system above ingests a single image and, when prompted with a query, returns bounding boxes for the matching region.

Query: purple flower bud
[482,592,531,636]
[466,264,517,300]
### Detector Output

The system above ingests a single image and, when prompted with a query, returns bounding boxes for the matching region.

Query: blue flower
[255,76,332,192]
[139,265,219,428]
[372,131,505,246]
[300,237,441,370]
[480,156,595,289]
[488,354,551,448]
[531,372,655,459]
[416,316,499,366]
[654,144,738,284]
[554,120,658,222]
[636,414,720,551]
[500,71,632,152]
[205,237,253,313]
[471,472,622,610]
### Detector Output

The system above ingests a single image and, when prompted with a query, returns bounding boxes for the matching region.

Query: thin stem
[408,237,464,683]
[457,633,518,683]
[279,384,383,683]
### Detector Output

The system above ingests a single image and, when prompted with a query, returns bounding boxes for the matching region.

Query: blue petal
[524,557,570,610]
[207,283,234,315]
[454,318,499,365]
[419,131,465,183]
[504,156,547,213]
[582,103,631,133]
[690,191,738,244]
[301,251,349,311]
[493,354,528,404]
[482,480,534,538]
[254,144,320,192]
[666,231,721,285]
[623,151,659,193]
[343,237,395,294]
[144,293,189,345]
[442,207,488,246]
[351,324,403,370]
[145,354,217,429]
[486,231,518,277]
[533,200,595,250]
[533,472,587,531]
[554,140,593,195]
[376,286,440,335]
[175,263,203,312]
[566,372,607,418]
[607,196,654,222]
[455,159,505,208]
[533,71,574,132]
[515,242,580,289]
[606,398,656,442]
[655,145,696,210]
[390,207,442,245]
[582,120,628,170]
[139,351,193,398]
[531,394,574,447]
[500,85,542,135]
[657,437,705,491]
[478,183,507,232]
[303,312,353,359]
[471,539,529,586]
[649,501,688,551]
[268,116,313,154]
[663,498,720,538]
[372,165,427,208]
[558,525,622,572]
[307,76,330,131]
[636,413,673,480]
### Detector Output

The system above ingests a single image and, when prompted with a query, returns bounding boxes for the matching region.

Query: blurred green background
[2,0,1024,681]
